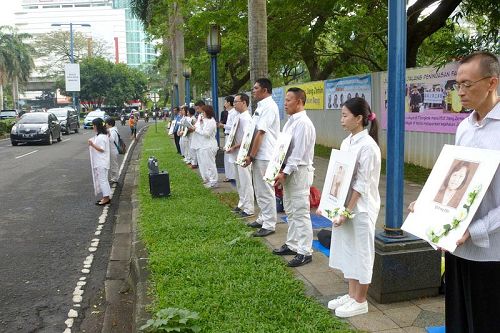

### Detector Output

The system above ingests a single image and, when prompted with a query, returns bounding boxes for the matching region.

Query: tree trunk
[248,0,268,86]
[12,77,18,109]
[172,2,185,105]
[0,83,3,110]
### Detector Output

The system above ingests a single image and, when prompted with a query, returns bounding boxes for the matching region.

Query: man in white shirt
[243,78,280,237]
[219,96,237,182]
[106,118,120,184]
[227,93,255,218]
[273,87,316,267]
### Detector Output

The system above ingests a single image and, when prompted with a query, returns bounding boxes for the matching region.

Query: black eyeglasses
[453,77,492,90]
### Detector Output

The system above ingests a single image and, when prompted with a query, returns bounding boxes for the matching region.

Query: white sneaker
[327,294,351,310]
[335,299,368,318]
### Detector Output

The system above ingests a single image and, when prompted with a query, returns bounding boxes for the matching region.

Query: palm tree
[248,0,268,85]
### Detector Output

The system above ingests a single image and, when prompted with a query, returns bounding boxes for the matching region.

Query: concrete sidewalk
[214,154,444,333]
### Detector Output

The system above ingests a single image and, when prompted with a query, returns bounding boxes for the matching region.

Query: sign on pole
[150,92,159,103]
[65,63,81,92]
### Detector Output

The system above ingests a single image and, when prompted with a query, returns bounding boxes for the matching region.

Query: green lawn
[315,143,431,185]
[138,130,355,332]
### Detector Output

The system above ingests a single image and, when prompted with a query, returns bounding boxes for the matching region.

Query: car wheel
[57,131,62,142]
[47,132,53,145]
[11,141,18,146]
[75,126,79,133]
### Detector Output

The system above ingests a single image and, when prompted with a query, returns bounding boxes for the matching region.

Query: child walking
[327,97,381,318]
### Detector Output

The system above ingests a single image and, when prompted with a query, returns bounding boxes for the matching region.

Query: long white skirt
[329,212,375,284]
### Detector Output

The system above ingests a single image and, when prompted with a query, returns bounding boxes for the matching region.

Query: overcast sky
[0,0,21,27]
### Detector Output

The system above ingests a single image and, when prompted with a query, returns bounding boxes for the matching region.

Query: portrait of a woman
[434,160,478,208]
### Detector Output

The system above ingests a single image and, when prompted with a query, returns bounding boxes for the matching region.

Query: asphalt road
[0,120,144,332]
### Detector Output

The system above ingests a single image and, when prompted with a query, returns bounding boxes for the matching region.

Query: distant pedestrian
[327,97,380,318]
[129,114,137,140]
[219,95,237,182]
[88,118,111,206]
[195,105,218,188]
[272,87,316,267]
[172,107,182,154]
[188,100,206,169]
[106,118,119,184]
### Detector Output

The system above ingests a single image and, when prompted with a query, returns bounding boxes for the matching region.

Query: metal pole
[69,23,77,114]
[384,0,406,238]
[210,54,219,146]
[154,102,157,133]
[185,77,190,105]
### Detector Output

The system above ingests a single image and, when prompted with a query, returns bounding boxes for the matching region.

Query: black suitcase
[149,171,170,197]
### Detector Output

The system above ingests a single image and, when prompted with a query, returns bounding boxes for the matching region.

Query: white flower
[455,209,467,221]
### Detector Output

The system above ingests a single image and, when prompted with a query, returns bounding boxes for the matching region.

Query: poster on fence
[272,87,285,120]
[292,81,324,110]
[325,75,372,110]
[380,62,469,134]
[402,145,500,252]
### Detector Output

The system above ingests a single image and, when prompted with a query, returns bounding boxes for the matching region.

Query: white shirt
[340,129,381,222]
[190,114,204,149]
[254,95,280,161]
[454,101,500,261]
[224,108,238,135]
[282,110,316,175]
[90,133,110,169]
[195,117,217,150]
[228,110,252,163]
[108,127,119,155]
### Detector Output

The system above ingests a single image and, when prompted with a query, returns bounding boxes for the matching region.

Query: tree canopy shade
[57,57,148,110]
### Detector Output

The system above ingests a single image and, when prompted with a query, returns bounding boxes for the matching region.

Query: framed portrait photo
[263,132,292,184]
[224,118,240,152]
[235,119,257,167]
[318,149,357,221]
[402,144,500,252]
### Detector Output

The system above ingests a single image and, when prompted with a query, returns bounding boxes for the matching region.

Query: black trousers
[445,252,500,333]
[173,132,181,154]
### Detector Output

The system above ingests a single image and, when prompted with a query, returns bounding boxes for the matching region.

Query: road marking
[15,150,38,159]
[62,138,71,143]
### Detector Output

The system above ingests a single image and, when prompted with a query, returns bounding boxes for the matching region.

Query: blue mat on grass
[312,240,330,257]
[281,214,332,229]
[426,327,445,333]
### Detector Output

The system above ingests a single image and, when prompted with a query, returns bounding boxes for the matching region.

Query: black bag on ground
[317,229,332,249]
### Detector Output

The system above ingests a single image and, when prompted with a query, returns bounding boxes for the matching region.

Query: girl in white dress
[195,105,218,188]
[327,97,381,318]
[88,118,111,205]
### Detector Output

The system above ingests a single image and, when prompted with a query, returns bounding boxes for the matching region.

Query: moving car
[10,112,62,146]
[0,109,19,120]
[83,110,108,129]
[48,107,79,134]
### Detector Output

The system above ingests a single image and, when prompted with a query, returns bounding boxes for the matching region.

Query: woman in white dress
[195,105,218,188]
[327,97,381,318]
[88,118,111,205]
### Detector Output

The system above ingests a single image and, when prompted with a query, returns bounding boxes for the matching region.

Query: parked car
[0,109,19,120]
[10,112,62,146]
[48,107,79,134]
[83,110,108,129]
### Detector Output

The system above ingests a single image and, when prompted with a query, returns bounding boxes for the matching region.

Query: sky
[0,0,22,27]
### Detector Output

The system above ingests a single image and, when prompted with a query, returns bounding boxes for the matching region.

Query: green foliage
[140,308,200,333]
[138,129,355,333]
[0,119,16,136]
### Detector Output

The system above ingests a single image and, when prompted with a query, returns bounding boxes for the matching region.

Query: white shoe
[335,299,368,318]
[327,294,351,310]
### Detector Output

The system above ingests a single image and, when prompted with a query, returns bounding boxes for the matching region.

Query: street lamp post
[206,23,221,146]
[183,65,192,106]
[52,22,91,120]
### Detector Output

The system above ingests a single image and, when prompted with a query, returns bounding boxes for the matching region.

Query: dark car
[10,112,62,146]
[48,107,80,134]
[0,109,19,120]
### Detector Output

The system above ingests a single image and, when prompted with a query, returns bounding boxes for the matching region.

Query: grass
[138,130,356,332]
[315,143,431,185]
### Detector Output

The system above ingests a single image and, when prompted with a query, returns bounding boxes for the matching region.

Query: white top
[254,95,280,161]
[190,114,204,149]
[340,129,381,222]
[454,101,500,261]
[224,108,238,135]
[228,110,252,163]
[90,133,110,169]
[282,110,316,175]
[108,126,119,155]
[194,117,217,150]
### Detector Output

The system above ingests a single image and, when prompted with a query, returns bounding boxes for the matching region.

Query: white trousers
[109,152,119,182]
[190,148,198,165]
[95,166,111,197]
[283,165,314,256]
[234,163,254,214]
[179,136,185,156]
[183,136,192,162]
[197,147,218,185]
[252,159,277,230]
[224,152,236,179]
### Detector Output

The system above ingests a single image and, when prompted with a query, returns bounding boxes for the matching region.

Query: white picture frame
[318,149,357,221]
[224,117,240,152]
[168,120,176,135]
[402,144,500,252]
[263,132,292,184]
[235,119,257,166]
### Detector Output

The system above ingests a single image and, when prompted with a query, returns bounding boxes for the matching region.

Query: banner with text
[272,87,285,120]
[291,81,324,110]
[325,75,372,110]
[380,63,468,134]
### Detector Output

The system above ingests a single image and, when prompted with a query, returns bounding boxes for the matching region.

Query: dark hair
[459,51,500,78]
[343,97,378,144]
[441,161,471,192]
[92,118,107,135]
[255,78,272,94]
[194,100,205,107]
[105,118,115,126]
[225,95,234,106]
[188,107,196,116]
[201,105,214,119]
[235,93,249,106]
[286,87,307,104]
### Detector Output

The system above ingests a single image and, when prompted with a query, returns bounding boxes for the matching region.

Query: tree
[248,0,268,85]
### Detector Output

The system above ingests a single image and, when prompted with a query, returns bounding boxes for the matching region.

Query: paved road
[0,120,145,332]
